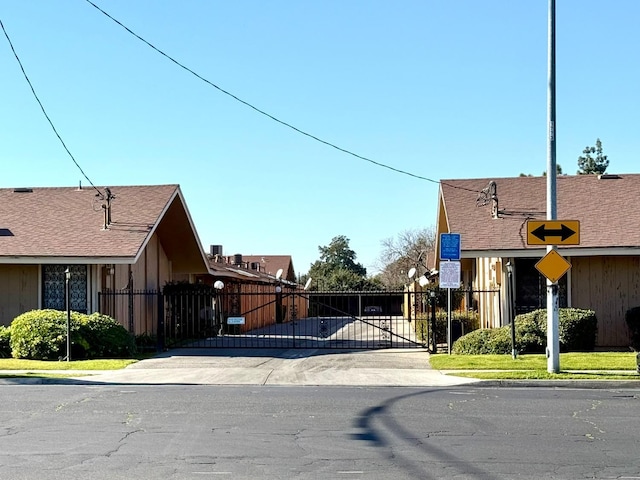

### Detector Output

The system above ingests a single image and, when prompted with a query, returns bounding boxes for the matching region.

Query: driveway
[72,348,479,387]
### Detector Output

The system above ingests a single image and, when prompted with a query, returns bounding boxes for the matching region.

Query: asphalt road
[0,385,638,479]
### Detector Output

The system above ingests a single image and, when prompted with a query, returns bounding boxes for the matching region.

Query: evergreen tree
[307,236,376,291]
[577,138,609,174]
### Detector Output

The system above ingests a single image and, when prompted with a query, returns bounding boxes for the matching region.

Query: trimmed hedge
[0,326,10,358]
[9,309,136,360]
[415,311,480,344]
[452,308,598,355]
[80,313,138,358]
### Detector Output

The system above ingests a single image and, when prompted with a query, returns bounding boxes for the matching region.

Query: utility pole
[546,0,560,373]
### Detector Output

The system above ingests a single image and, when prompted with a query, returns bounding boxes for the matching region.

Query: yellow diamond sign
[535,250,571,283]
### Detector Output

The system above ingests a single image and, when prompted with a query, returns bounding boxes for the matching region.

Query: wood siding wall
[101,233,173,334]
[474,257,504,329]
[571,256,640,348]
[0,265,39,326]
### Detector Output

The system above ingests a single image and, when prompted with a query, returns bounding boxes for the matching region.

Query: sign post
[527,217,578,372]
[440,233,462,354]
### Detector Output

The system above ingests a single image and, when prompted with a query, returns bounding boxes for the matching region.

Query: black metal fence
[97,287,500,351]
[98,288,425,350]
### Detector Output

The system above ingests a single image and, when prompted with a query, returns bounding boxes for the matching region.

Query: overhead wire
[84,0,480,194]
[0,18,105,199]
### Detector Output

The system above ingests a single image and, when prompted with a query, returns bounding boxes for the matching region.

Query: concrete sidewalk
[0,348,480,387]
[2,349,638,388]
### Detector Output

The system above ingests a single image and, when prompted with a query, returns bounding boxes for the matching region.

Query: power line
[0,18,104,198]
[84,0,477,192]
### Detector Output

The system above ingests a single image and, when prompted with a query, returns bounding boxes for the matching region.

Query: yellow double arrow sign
[526,220,580,246]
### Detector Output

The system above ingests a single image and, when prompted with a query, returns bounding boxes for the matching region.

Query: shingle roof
[439,174,640,254]
[0,184,182,259]
[240,255,295,280]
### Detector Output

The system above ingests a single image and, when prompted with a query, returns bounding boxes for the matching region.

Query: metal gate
[163,289,426,350]
[98,287,500,351]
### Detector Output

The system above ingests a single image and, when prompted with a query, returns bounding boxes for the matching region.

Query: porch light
[213,280,225,336]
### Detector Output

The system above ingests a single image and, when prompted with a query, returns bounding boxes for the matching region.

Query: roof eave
[461,246,640,259]
[0,256,136,265]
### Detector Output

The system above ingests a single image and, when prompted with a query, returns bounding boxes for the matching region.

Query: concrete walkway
[0,348,480,387]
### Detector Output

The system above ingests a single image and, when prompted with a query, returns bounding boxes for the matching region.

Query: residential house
[435,174,640,348]
[195,251,306,333]
[0,184,209,334]
[225,253,296,282]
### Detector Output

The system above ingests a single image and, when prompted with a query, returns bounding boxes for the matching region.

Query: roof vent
[597,174,620,180]
[13,188,33,193]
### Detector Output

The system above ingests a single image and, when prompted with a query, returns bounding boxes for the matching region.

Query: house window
[514,258,567,314]
[42,265,88,313]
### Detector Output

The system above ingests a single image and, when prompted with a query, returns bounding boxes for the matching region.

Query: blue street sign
[440,233,461,260]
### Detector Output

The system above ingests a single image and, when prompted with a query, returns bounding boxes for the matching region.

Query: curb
[471,379,640,389]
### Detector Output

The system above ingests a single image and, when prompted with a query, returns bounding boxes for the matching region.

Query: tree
[542,164,563,176]
[577,138,609,175]
[316,235,366,276]
[307,236,376,291]
[375,227,436,289]
[519,164,563,177]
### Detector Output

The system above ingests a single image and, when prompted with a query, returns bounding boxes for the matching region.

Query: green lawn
[429,352,640,380]
[0,358,138,371]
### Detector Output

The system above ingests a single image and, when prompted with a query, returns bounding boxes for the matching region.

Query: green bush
[10,309,81,359]
[135,333,158,352]
[452,328,510,355]
[451,308,598,355]
[10,309,135,360]
[558,308,598,351]
[0,326,11,358]
[625,306,640,351]
[511,312,546,353]
[415,311,479,344]
[163,281,214,295]
[79,313,137,358]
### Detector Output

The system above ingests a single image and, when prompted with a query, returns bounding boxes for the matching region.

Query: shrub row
[0,326,10,358]
[451,308,598,355]
[8,309,137,360]
[415,311,480,345]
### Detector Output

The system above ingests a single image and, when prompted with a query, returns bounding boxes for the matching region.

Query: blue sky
[1,1,638,276]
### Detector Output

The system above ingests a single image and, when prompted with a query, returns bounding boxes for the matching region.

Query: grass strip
[0,358,138,371]
[430,352,636,371]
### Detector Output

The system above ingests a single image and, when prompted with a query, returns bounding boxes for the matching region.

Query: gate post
[157,291,165,352]
[430,291,437,353]
[127,271,134,333]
